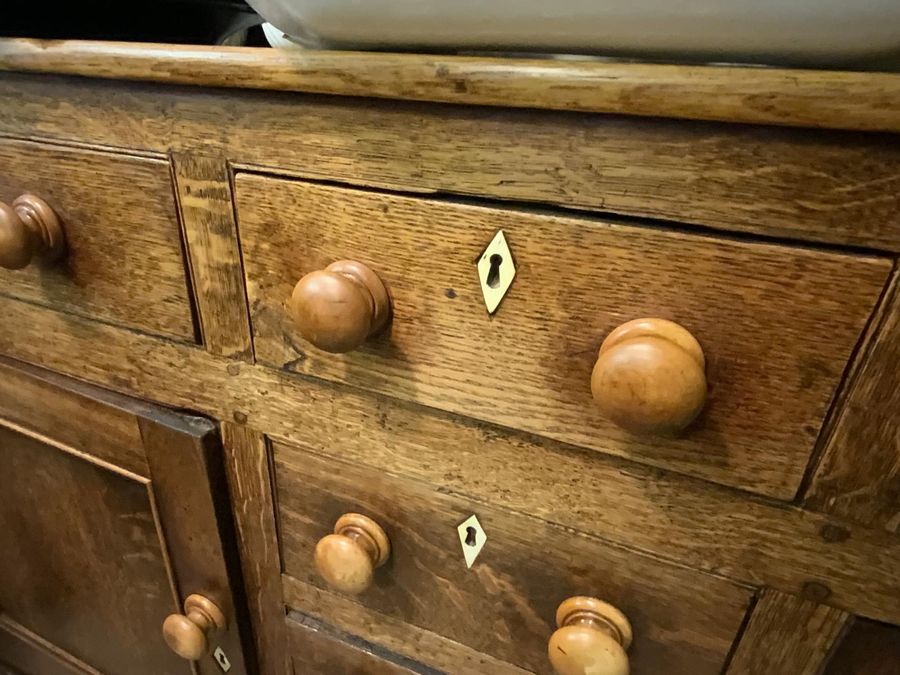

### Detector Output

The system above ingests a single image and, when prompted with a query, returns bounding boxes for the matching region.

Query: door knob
[548,596,632,675]
[162,594,226,661]
[314,513,390,595]
[0,194,65,270]
[591,318,706,435]
[290,260,391,353]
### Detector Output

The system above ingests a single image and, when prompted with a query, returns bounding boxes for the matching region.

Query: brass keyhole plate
[457,514,487,568]
[477,230,516,314]
[213,646,232,672]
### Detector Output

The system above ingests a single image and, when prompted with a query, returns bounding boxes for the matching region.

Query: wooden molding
[1,40,899,132]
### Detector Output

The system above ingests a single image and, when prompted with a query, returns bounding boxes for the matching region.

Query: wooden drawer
[286,616,425,675]
[272,441,753,674]
[235,174,891,499]
[0,138,196,341]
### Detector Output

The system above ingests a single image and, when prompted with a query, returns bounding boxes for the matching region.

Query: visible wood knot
[232,411,248,424]
[445,288,457,299]
[227,363,241,376]
[801,581,832,603]
[820,523,851,543]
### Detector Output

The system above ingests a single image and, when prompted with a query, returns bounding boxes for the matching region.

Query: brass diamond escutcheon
[477,230,516,314]
[457,514,487,568]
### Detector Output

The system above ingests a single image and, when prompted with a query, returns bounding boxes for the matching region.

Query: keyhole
[465,526,478,547]
[486,254,503,289]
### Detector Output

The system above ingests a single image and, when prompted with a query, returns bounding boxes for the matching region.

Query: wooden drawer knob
[162,594,226,661]
[290,260,391,353]
[591,318,706,435]
[548,596,632,675]
[314,513,390,595]
[0,194,65,270]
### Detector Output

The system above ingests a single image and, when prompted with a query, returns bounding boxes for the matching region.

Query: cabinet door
[0,357,251,675]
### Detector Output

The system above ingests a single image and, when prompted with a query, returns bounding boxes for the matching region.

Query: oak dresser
[0,39,898,675]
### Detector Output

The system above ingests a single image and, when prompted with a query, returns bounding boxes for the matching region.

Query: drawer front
[273,441,752,675]
[0,138,196,341]
[235,174,890,499]
[287,617,422,675]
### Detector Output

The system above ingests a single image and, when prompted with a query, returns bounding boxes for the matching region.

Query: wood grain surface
[236,176,890,498]
[824,619,900,675]
[0,426,189,675]
[1,40,899,133]
[172,153,253,360]
[0,616,101,675]
[0,358,254,675]
[282,578,531,675]
[0,357,148,478]
[139,416,252,675]
[726,589,851,675]
[1,299,898,627]
[806,274,900,533]
[222,423,290,675]
[286,615,423,675]
[0,138,197,340]
[3,76,900,251]
[273,443,751,674]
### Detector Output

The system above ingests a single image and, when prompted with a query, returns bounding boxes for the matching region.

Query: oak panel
[726,589,851,675]
[273,442,751,674]
[0,137,196,340]
[0,616,99,675]
[236,176,890,498]
[0,358,147,477]
[0,357,253,675]
[806,274,900,533]
[824,619,900,675]
[3,75,900,251]
[0,426,190,675]
[1,298,897,626]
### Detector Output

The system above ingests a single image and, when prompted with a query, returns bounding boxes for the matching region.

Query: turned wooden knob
[548,597,632,675]
[162,594,226,661]
[290,260,391,353]
[314,513,390,595]
[0,194,64,270]
[591,318,706,435]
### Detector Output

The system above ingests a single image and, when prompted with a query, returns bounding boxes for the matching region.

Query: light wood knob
[162,594,226,661]
[591,318,706,435]
[0,194,64,270]
[290,260,391,353]
[314,513,390,595]
[548,597,632,675]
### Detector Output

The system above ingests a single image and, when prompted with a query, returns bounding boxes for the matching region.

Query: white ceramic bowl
[246,0,900,66]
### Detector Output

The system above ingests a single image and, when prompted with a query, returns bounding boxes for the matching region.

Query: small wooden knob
[591,318,706,435]
[162,594,226,661]
[290,260,391,353]
[0,194,65,270]
[548,597,632,675]
[314,513,390,595]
